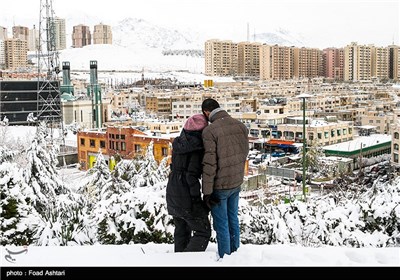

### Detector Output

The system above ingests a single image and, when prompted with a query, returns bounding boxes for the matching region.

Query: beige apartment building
[237,42,261,77]
[146,96,172,117]
[93,24,112,45]
[360,110,394,134]
[54,17,66,50]
[371,46,389,80]
[293,47,323,79]
[12,26,29,42]
[277,117,353,146]
[0,40,5,69]
[260,44,294,80]
[28,27,38,52]
[205,39,238,76]
[389,45,400,81]
[171,94,203,119]
[0,26,7,40]
[108,90,141,116]
[4,38,28,70]
[344,42,372,81]
[72,24,91,48]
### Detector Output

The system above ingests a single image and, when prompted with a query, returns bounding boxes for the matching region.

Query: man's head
[201,98,220,121]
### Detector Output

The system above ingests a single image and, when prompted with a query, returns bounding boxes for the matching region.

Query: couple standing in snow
[166,98,249,259]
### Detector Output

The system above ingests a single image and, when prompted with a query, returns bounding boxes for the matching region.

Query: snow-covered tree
[24,122,68,215]
[0,147,38,245]
[78,152,112,203]
[135,141,164,187]
[306,140,325,173]
[113,158,140,187]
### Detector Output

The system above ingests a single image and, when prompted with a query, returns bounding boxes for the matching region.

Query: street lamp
[298,93,312,201]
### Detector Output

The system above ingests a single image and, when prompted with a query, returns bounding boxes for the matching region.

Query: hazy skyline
[1,0,399,48]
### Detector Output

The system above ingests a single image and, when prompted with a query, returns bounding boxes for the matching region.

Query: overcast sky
[1,0,399,48]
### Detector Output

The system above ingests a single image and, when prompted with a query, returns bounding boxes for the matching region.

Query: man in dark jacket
[201,98,249,259]
[166,114,211,252]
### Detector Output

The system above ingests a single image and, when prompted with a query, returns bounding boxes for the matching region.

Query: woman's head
[184,114,208,131]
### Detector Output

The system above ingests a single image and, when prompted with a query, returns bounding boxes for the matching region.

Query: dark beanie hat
[184,114,208,131]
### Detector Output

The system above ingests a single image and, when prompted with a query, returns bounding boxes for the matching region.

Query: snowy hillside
[255,28,306,47]
[113,18,201,50]
[59,17,307,73]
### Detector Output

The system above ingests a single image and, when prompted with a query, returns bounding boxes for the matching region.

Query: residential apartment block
[54,17,66,50]
[4,38,28,69]
[0,40,5,69]
[293,47,323,79]
[371,46,389,80]
[93,24,112,45]
[205,39,238,76]
[207,38,400,82]
[344,42,372,81]
[0,26,7,41]
[28,27,38,52]
[12,26,29,42]
[389,45,400,80]
[72,24,91,48]
[260,44,294,80]
[238,42,261,77]
[323,48,344,80]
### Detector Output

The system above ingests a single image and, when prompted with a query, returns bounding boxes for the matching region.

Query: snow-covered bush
[240,179,400,247]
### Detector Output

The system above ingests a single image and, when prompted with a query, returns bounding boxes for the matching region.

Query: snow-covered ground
[1,243,398,267]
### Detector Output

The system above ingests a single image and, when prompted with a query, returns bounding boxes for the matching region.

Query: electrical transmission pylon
[37,0,64,145]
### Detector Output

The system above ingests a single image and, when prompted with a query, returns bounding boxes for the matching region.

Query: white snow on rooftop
[324,134,392,152]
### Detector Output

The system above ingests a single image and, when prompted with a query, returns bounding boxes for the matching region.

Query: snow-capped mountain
[255,28,306,47]
[113,18,202,50]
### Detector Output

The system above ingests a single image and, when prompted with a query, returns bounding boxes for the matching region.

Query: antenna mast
[37,0,63,144]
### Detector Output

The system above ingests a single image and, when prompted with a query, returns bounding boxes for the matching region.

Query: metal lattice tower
[37,0,63,144]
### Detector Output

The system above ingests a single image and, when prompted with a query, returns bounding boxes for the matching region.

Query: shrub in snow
[93,183,173,245]
[240,179,400,247]
[31,194,95,246]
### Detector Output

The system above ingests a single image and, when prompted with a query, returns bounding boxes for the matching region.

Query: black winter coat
[166,130,205,218]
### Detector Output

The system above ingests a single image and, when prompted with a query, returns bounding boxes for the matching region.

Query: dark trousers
[173,215,211,252]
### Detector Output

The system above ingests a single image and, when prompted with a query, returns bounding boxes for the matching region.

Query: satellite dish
[256,111,261,115]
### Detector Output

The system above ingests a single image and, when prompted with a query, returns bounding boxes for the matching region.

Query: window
[135,144,142,153]
[100,141,106,149]
[394,153,399,163]
[318,133,322,139]
[395,132,399,139]
[80,138,85,146]
[162,147,168,157]
[121,135,126,140]
[325,132,329,139]
[394,144,399,151]
[116,142,120,151]
[90,139,95,148]
[121,142,126,151]
[331,129,335,137]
